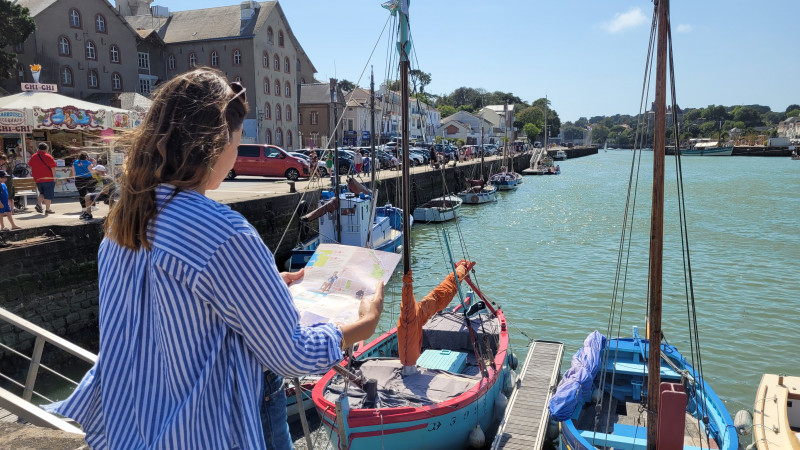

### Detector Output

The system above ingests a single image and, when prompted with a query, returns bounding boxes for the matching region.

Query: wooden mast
[399,0,411,275]
[646,0,668,447]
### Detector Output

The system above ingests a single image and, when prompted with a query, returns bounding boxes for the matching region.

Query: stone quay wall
[0,153,533,365]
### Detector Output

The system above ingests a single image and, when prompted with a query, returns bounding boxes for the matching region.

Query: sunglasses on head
[229,81,247,105]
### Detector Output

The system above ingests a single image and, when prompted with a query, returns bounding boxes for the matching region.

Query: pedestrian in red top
[28,142,57,215]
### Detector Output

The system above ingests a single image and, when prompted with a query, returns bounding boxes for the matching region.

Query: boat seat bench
[578,429,710,450]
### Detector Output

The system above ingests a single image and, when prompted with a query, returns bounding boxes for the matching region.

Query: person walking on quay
[71,152,95,213]
[79,165,115,220]
[0,170,21,230]
[28,142,57,215]
[45,68,385,450]
[429,146,437,169]
[353,150,364,177]
[308,150,319,179]
[0,154,14,210]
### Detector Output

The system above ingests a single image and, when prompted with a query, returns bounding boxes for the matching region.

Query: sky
[163,0,799,122]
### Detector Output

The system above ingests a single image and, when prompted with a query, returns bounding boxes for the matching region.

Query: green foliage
[514,106,544,130]
[731,106,764,127]
[438,105,456,118]
[590,124,609,144]
[384,79,401,91]
[682,108,702,123]
[0,1,35,81]
[339,79,356,91]
[788,109,800,118]
[563,125,584,140]
[786,104,800,114]
[456,138,465,147]
[409,69,431,93]
[523,123,541,142]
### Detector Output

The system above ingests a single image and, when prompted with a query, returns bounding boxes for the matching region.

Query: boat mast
[503,100,509,170]
[370,68,377,191]
[646,0,668,446]
[330,79,341,242]
[399,0,411,274]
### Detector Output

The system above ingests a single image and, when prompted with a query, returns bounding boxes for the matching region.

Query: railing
[0,307,96,433]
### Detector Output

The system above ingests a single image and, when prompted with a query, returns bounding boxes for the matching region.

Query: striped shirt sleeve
[196,232,343,377]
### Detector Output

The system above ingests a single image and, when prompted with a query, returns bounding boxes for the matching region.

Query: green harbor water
[380,151,800,416]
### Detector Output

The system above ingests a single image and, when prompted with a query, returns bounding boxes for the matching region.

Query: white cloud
[603,7,648,34]
[676,24,693,33]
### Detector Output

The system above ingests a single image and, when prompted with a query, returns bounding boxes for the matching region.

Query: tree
[787,109,800,118]
[731,106,764,128]
[514,106,544,130]
[384,79,401,91]
[590,124,609,144]
[438,105,456,118]
[786,104,800,114]
[409,69,431,94]
[523,123,541,143]
[0,2,36,81]
[338,79,356,92]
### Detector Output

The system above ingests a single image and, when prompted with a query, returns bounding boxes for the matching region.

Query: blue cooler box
[417,349,468,373]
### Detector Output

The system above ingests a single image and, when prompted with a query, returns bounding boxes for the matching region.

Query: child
[0,170,21,230]
[80,165,116,220]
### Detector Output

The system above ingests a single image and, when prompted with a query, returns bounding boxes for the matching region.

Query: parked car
[229,144,309,180]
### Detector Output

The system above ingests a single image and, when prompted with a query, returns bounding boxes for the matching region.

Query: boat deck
[575,394,719,448]
[492,340,564,450]
[0,406,19,423]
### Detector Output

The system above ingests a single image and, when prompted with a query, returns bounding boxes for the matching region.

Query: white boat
[413,194,462,223]
[752,374,800,449]
[457,179,498,204]
[554,149,567,161]
[681,139,733,156]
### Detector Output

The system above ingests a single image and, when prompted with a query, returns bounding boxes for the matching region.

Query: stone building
[122,0,316,148]
[3,0,141,99]
[298,80,345,149]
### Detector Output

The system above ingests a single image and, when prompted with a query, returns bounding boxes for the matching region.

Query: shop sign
[21,83,58,93]
[0,124,33,133]
[361,131,371,140]
[33,106,105,130]
[0,109,31,133]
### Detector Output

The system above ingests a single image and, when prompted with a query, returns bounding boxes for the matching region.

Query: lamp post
[256,109,264,143]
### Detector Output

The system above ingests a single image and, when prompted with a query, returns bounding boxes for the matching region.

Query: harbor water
[380,151,800,416]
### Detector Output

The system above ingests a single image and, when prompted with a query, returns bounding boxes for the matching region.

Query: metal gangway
[492,340,564,450]
[0,307,96,433]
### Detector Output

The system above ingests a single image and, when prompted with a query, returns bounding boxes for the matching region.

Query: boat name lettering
[426,421,441,431]
[449,416,457,426]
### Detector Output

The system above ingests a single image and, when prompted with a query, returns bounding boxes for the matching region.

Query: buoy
[734,409,753,436]
[502,371,514,396]
[468,424,485,448]
[494,392,508,418]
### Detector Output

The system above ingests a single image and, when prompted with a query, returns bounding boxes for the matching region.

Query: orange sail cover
[397,263,469,367]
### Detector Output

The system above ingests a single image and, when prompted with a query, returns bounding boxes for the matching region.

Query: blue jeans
[261,370,292,450]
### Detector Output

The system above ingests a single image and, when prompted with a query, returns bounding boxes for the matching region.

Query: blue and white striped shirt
[47,185,343,449]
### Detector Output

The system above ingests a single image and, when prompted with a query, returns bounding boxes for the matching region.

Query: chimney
[240,1,259,21]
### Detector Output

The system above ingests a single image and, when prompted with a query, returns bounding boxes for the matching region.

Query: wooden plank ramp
[492,340,564,450]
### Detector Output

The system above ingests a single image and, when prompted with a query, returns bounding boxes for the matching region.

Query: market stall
[0,89,145,195]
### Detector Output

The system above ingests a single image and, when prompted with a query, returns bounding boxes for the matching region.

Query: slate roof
[12,0,57,17]
[300,83,334,105]
[84,92,153,111]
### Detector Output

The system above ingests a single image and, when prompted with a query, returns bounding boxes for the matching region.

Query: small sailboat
[457,178,498,204]
[457,145,498,204]
[312,3,515,448]
[550,1,738,448]
[413,194,462,223]
[489,102,522,190]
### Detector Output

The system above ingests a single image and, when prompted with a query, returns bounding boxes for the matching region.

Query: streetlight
[256,108,264,143]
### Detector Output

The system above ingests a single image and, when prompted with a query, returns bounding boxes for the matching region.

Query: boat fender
[591,387,602,404]
[502,371,514,396]
[468,424,485,448]
[734,409,752,435]
[494,392,508,419]
[507,351,518,371]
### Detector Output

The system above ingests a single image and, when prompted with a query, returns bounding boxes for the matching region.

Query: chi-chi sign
[0,109,32,132]
[21,83,58,93]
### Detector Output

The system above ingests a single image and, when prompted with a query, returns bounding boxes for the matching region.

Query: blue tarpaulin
[548,330,607,421]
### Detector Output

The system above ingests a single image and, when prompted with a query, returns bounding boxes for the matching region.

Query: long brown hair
[105,68,248,249]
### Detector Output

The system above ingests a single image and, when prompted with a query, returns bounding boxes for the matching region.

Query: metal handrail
[0,307,97,431]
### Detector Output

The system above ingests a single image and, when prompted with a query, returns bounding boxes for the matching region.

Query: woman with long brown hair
[46,68,384,449]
